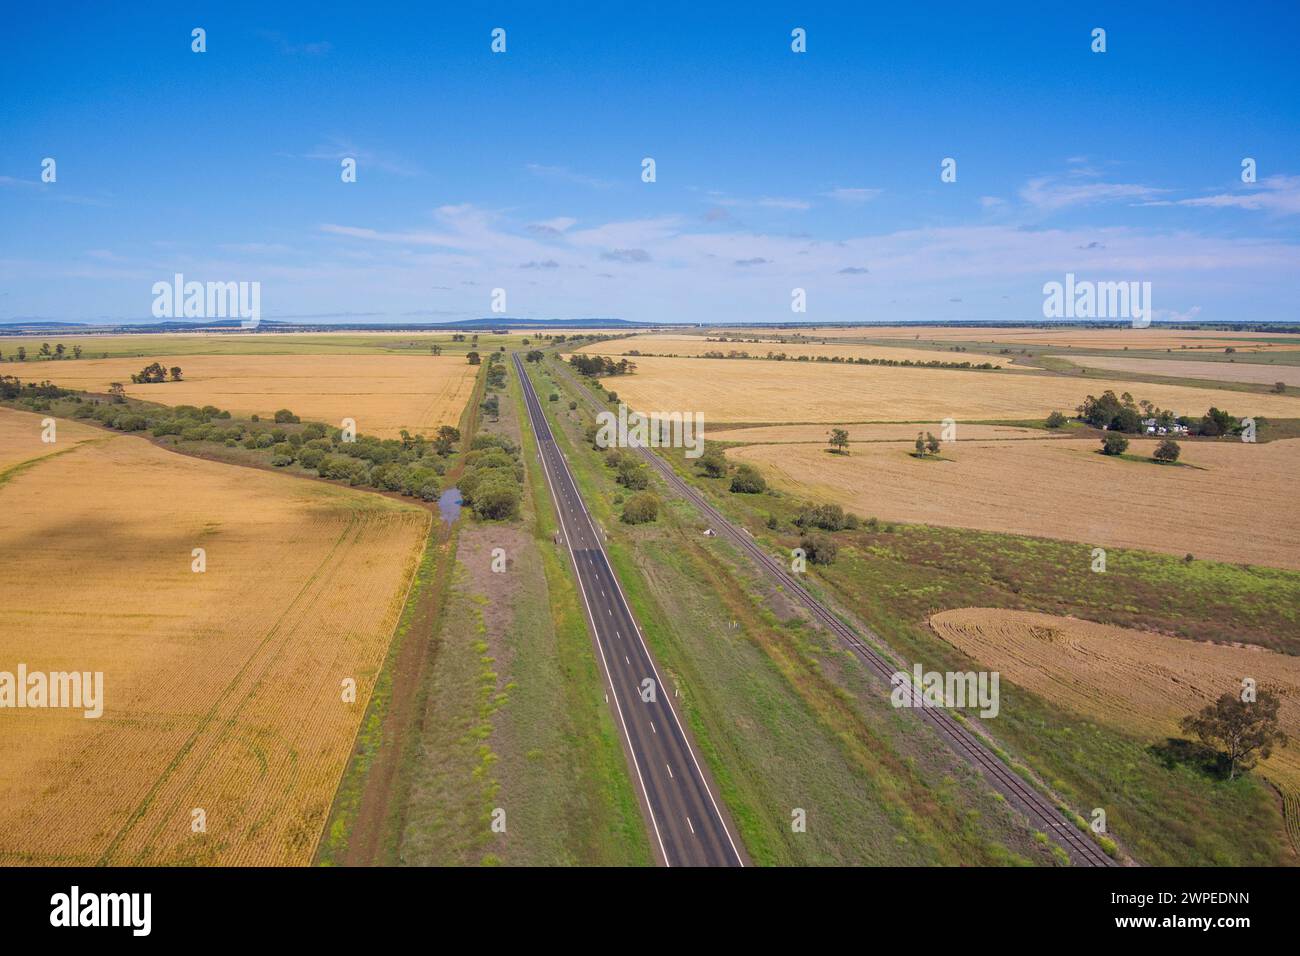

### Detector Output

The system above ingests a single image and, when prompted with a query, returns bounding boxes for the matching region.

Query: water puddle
[438,487,463,524]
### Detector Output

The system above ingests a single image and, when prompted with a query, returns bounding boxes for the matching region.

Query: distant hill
[0,321,90,330]
[441,317,657,330]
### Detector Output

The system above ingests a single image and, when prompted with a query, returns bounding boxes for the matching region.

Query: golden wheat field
[729,437,1300,570]
[1051,354,1300,387]
[728,326,1300,351]
[28,353,478,439]
[0,407,429,865]
[928,607,1300,842]
[709,422,1069,444]
[573,335,998,365]
[599,355,1300,424]
[0,410,107,472]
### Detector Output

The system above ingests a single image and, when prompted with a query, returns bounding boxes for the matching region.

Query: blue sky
[3,1,1298,325]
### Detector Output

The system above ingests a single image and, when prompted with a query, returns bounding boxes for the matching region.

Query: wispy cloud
[600,248,652,263]
[1141,175,1300,215]
[1019,175,1166,211]
[257,31,333,56]
[525,163,611,189]
[0,176,110,206]
[713,194,811,211]
[298,138,419,177]
[527,217,577,235]
[822,187,882,204]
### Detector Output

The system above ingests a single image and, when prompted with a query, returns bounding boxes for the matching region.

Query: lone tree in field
[430,344,442,356]
[169,366,183,382]
[466,351,481,365]
[108,382,127,403]
[1101,434,1129,456]
[914,432,926,457]
[1273,382,1286,394]
[828,428,850,455]
[72,345,82,359]
[130,361,169,384]
[1045,410,1067,429]
[1152,438,1181,463]
[16,346,26,361]
[925,432,941,456]
[1180,689,1287,780]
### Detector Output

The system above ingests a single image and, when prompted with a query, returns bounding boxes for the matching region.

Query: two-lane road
[513,353,744,867]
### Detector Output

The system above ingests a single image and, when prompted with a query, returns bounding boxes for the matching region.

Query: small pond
[438,487,463,524]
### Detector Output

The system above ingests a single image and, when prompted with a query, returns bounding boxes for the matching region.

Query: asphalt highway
[550,357,1117,868]
[513,352,744,867]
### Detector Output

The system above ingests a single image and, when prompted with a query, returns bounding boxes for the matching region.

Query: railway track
[554,358,1118,867]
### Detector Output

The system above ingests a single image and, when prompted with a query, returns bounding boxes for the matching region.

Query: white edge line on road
[544,358,746,867]
[515,355,672,868]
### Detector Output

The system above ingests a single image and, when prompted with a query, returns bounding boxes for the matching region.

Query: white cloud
[300,138,418,177]
[1144,175,1300,215]
[1019,176,1167,211]
[524,163,611,189]
[527,217,577,235]
[822,187,883,203]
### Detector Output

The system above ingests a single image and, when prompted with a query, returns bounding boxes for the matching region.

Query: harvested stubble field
[573,335,1000,364]
[31,353,477,439]
[729,436,1300,570]
[709,423,1069,444]
[928,607,1300,847]
[1051,354,1300,387]
[0,407,429,865]
[734,326,1300,352]
[599,355,1300,424]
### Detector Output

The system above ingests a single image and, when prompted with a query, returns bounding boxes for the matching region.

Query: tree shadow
[1149,737,1231,780]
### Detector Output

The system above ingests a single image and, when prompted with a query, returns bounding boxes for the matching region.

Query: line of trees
[681,349,1000,370]
[0,343,84,362]
[569,354,637,378]
[1076,389,1243,437]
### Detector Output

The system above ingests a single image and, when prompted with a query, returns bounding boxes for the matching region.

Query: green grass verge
[531,360,1051,866]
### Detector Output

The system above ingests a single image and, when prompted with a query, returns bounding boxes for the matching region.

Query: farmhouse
[1141,417,1189,436]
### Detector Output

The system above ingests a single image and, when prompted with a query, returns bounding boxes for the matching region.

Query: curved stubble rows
[928,607,1300,842]
[0,409,429,864]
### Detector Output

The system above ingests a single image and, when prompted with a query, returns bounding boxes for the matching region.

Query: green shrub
[622,492,659,524]
[730,464,767,494]
[800,533,839,565]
